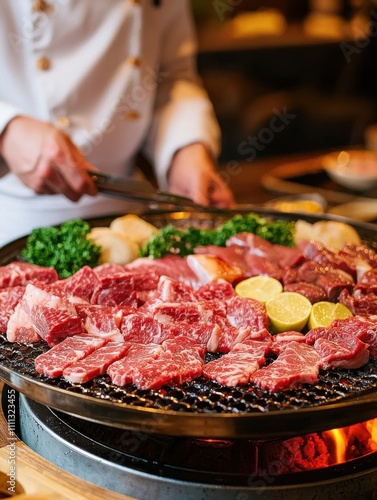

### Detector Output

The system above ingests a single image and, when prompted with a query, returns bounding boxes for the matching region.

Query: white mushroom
[88,227,139,265]
[110,214,158,247]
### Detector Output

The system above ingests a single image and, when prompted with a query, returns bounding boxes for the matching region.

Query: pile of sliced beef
[1,232,377,393]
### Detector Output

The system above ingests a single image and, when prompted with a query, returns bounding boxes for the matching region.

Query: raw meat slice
[107,344,164,386]
[0,262,58,289]
[133,337,204,389]
[151,302,203,325]
[216,325,252,353]
[243,254,284,281]
[94,263,126,276]
[0,266,18,289]
[107,338,204,390]
[193,244,249,276]
[338,289,377,316]
[61,266,99,302]
[35,335,107,378]
[203,352,259,386]
[128,267,161,294]
[6,305,39,343]
[155,275,196,302]
[225,295,268,331]
[91,272,136,307]
[282,268,300,286]
[63,342,132,383]
[126,255,201,289]
[226,233,276,255]
[335,316,377,358]
[232,337,273,365]
[163,322,222,352]
[353,279,377,298]
[32,306,85,346]
[251,342,321,392]
[351,317,377,358]
[246,327,273,341]
[196,300,227,328]
[195,280,235,301]
[122,311,220,350]
[135,290,156,305]
[302,241,356,279]
[309,316,377,359]
[7,282,82,345]
[186,254,244,284]
[0,286,25,333]
[340,243,377,268]
[305,327,328,345]
[76,304,124,341]
[270,331,306,354]
[131,354,178,390]
[272,244,305,269]
[226,233,304,268]
[283,282,327,304]
[313,336,369,369]
[204,337,272,386]
[296,261,354,301]
[120,313,174,344]
[314,268,355,300]
[149,299,227,348]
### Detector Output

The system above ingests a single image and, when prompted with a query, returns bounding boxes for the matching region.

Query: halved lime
[266,292,312,333]
[235,276,283,304]
[308,301,353,330]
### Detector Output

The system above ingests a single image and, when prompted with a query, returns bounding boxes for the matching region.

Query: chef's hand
[168,143,235,208]
[0,116,97,201]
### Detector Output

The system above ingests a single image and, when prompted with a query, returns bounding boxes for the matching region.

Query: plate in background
[322,150,377,192]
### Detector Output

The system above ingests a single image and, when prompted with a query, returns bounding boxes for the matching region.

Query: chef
[0,0,234,247]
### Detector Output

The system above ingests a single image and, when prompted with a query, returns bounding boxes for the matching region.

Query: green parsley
[21,219,101,278]
[141,213,295,258]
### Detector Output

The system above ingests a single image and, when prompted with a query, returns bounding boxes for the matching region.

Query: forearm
[167,142,234,208]
[0,102,25,156]
[0,115,97,200]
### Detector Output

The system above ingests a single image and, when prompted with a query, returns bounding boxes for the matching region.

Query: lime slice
[235,276,283,304]
[308,301,353,330]
[266,292,312,333]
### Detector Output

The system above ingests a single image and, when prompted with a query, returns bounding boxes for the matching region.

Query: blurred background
[189,0,377,164]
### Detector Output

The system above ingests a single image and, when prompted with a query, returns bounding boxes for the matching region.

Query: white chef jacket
[0,0,220,246]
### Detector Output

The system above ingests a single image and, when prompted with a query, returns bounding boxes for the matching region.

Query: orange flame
[325,428,348,463]
[323,418,377,465]
[366,419,377,452]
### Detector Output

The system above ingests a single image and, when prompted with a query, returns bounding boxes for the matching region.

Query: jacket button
[127,56,141,67]
[32,0,53,13]
[124,110,140,120]
[36,56,51,71]
[56,116,70,129]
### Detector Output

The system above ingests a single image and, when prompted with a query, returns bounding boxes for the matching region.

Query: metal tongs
[89,171,216,210]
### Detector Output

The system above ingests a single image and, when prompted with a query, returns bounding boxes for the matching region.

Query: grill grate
[1,337,377,414]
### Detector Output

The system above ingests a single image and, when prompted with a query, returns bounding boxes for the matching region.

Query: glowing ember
[172,420,377,476]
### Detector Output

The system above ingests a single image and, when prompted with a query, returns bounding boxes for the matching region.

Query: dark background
[190,0,377,164]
